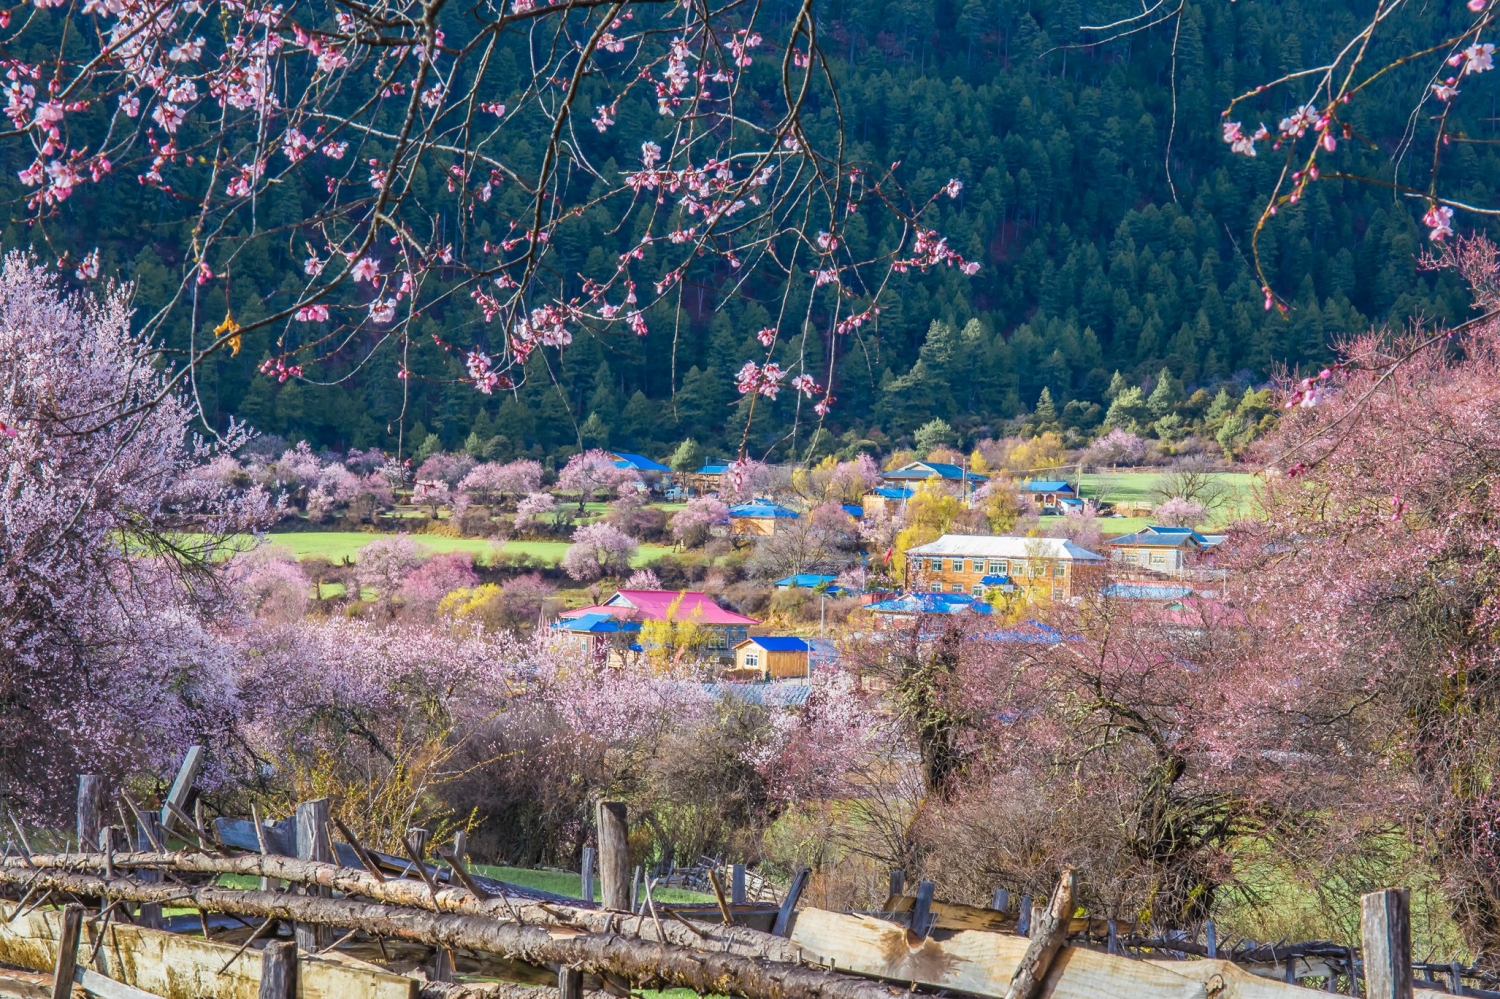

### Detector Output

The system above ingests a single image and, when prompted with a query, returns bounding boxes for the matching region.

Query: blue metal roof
[611,452,670,472]
[882,461,988,482]
[775,573,839,588]
[842,504,864,518]
[865,592,994,615]
[551,613,642,634]
[729,501,800,519]
[1022,479,1076,493]
[979,573,1012,585]
[696,463,730,474]
[740,636,812,652]
[872,486,914,500]
[702,683,812,706]
[1109,525,1221,547]
[1101,583,1195,600]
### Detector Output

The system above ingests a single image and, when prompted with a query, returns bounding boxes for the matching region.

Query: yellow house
[728,500,801,537]
[902,534,1105,600]
[732,637,811,679]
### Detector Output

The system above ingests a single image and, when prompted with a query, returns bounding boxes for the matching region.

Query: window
[988,560,1005,574]
[744,651,760,668]
[1031,561,1045,576]
[1055,562,1067,578]
[971,584,984,596]
[1123,551,1140,564]
[971,558,984,573]
[1010,560,1026,575]
[930,558,943,572]
[1150,553,1168,565]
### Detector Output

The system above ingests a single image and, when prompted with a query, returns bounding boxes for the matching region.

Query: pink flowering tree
[557,450,634,511]
[0,255,273,816]
[625,568,663,591]
[397,552,480,616]
[670,496,730,548]
[229,545,311,623]
[513,491,559,533]
[412,479,453,518]
[1082,428,1150,469]
[0,0,978,461]
[416,453,477,488]
[561,522,638,581]
[354,536,431,600]
[459,460,543,509]
[1152,496,1207,529]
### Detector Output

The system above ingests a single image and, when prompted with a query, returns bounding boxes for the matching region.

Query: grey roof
[905,533,1105,561]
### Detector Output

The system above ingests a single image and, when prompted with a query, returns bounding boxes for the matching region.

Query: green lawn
[1079,470,1260,529]
[471,864,715,904]
[265,532,673,567]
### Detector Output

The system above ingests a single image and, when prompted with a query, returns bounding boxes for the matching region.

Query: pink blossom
[351,255,381,282]
[295,304,330,322]
[1424,204,1456,241]
[561,521,638,580]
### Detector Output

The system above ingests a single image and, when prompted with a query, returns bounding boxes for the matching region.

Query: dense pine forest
[4,0,1493,461]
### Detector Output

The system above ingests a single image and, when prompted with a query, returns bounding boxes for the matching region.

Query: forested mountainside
[4,0,1493,460]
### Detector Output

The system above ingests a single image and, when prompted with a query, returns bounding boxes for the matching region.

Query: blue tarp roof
[696,463,730,474]
[776,574,840,588]
[729,501,800,518]
[842,504,864,518]
[872,486,914,499]
[611,452,669,472]
[739,636,812,652]
[1022,479,1076,493]
[979,574,1012,585]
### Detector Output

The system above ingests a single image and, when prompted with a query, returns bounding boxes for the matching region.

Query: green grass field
[471,864,715,904]
[1079,470,1261,530]
[265,532,673,567]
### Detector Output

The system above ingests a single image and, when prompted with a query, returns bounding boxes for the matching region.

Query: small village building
[728,500,801,537]
[1106,525,1225,576]
[861,485,913,518]
[733,637,812,679]
[880,461,987,499]
[1019,479,1079,513]
[550,612,641,664]
[557,589,756,659]
[685,462,730,495]
[609,451,670,474]
[903,534,1105,600]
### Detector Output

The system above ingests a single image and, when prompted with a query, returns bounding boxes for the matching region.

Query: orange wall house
[903,534,1105,600]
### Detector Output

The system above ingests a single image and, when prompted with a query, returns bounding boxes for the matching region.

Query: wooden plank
[77,777,106,849]
[76,966,166,999]
[158,747,203,834]
[295,799,333,952]
[1363,889,1413,999]
[580,848,594,905]
[0,908,416,999]
[49,905,82,999]
[786,908,1204,999]
[258,941,294,999]
[772,868,810,937]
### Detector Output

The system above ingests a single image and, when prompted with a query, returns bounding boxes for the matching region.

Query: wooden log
[1362,889,1413,999]
[258,941,296,999]
[158,747,203,834]
[1002,869,1074,999]
[49,905,83,999]
[772,868,810,938]
[579,848,594,905]
[4,851,809,967]
[295,800,333,951]
[0,869,917,999]
[595,803,629,913]
[0,907,414,999]
[77,777,106,850]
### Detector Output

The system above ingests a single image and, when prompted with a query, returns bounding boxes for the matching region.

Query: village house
[1106,525,1225,577]
[728,499,801,537]
[732,636,812,679]
[1019,478,1079,513]
[684,461,731,495]
[902,534,1105,600]
[862,591,994,629]
[557,589,757,660]
[609,451,670,474]
[861,485,913,518]
[550,612,641,665]
[880,460,987,500]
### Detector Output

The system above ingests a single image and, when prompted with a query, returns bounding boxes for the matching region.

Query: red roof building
[559,590,757,659]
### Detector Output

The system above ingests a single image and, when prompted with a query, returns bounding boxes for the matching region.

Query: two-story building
[902,534,1105,600]
[1105,525,1225,577]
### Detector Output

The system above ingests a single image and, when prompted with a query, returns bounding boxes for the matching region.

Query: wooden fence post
[558,966,583,999]
[991,888,1009,912]
[405,828,430,861]
[731,864,747,906]
[1361,889,1412,999]
[452,830,467,865]
[889,869,905,899]
[772,868,811,938]
[49,904,84,999]
[912,881,936,940]
[1002,870,1075,999]
[258,941,296,999]
[1017,894,1033,937]
[580,847,595,903]
[1205,921,1217,959]
[159,746,203,834]
[596,801,630,912]
[134,814,163,929]
[76,775,105,849]
[295,799,332,951]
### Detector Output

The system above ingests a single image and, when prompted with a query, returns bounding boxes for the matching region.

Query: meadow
[1078,470,1261,536]
[265,531,675,567]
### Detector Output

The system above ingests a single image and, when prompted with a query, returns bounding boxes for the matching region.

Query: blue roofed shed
[734,636,812,678]
[609,451,670,473]
[729,500,801,537]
